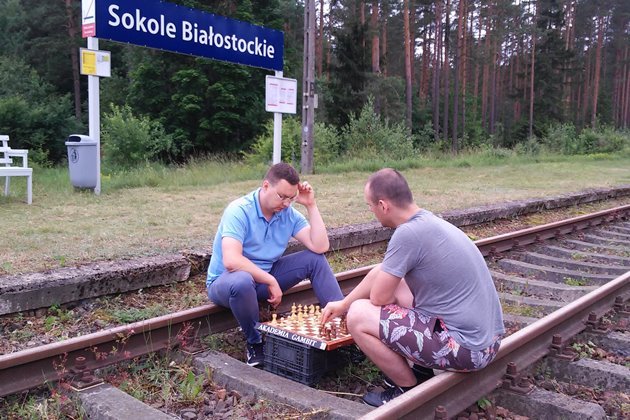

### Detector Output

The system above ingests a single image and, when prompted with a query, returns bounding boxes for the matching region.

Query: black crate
[263,335,343,385]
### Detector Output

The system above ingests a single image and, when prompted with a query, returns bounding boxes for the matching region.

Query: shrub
[542,123,578,154]
[576,126,627,154]
[542,123,628,155]
[244,117,342,169]
[341,98,415,160]
[0,57,81,165]
[101,105,176,167]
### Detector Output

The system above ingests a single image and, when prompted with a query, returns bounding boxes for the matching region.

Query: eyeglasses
[276,191,299,203]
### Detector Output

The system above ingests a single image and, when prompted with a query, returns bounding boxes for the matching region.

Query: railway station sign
[81,0,284,71]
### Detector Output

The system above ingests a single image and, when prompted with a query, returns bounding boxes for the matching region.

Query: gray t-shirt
[381,209,505,350]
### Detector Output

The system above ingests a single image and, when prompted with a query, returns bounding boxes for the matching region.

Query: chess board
[256,304,354,351]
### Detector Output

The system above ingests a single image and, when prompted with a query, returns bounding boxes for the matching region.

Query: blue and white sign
[88,0,284,71]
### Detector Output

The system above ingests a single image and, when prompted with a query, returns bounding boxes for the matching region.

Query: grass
[1,151,629,275]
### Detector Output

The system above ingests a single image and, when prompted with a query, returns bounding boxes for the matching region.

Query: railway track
[1,204,628,419]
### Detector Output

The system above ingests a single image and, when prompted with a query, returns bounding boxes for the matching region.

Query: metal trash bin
[66,134,97,188]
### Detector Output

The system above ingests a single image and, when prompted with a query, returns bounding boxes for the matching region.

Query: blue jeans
[207,250,344,344]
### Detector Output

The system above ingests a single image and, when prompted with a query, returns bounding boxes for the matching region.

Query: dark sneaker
[246,342,264,367]
[363,385,408,407]
[382,364,434,388]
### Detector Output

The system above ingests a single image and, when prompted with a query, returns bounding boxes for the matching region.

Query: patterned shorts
[379,304,501,372]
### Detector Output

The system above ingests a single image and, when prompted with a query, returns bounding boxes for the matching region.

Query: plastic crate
[263,335,343,385]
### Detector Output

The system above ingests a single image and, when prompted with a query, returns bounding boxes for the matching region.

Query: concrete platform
[76,383,175,420]
[493,387,606,420]
[193,350,372,420]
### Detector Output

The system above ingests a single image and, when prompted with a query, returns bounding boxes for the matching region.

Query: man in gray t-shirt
[321,168,505,407]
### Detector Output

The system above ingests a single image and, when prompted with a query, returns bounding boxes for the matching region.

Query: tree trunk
[489,36,497,134]
[419,24,431,105]
[65,0,81,120]
[442,0,450,144]
[371,0,380,74]
[481,15,490,131]
[404,0,413,129]
[453,0,465,154]
[591,14,605,128]
[381,0,388,76]
[432,0,443,141]
[528,0,537,139]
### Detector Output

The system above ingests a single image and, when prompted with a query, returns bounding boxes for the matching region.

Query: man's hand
[267,280,283,308]
[295,181,315,207]
[320,300,347,326]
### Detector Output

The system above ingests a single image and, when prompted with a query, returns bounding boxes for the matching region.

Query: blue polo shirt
[206,188,309,286]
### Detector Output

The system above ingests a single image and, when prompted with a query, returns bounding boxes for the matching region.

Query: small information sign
[265,76,297,114]
[80,48,112,77]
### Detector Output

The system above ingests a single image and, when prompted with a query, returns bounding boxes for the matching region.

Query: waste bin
[66,134,97,188]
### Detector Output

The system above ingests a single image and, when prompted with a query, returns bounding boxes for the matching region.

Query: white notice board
[265,76,297,114]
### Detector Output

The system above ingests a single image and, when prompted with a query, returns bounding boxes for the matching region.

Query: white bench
[0,135,33,204]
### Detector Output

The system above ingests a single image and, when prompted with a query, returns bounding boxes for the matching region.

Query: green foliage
[0,56,81,164]
[0,0,29,58]
[341,98,415,160]
[542,123,629,155]
[542,123,578,154]
[101,105,176,168]
[244,117,342,169]
[515,136,542,155]
[564,277,588,286]
[570,341,597,358]
[109,304,168,323]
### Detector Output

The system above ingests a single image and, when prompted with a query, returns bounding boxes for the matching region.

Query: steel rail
[475,204,630,256]
[0,270,365,397]
[1,205,628,399]
[360,271,629,420]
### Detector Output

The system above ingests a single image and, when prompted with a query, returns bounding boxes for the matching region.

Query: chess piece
[331,322,337,339]
[325,326,331,340]
[291,303,297,316]
[309,304,315,314]
[271,313,277,325]
[340,317,348,335]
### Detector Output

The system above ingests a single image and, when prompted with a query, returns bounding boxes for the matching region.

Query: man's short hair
[367,168,413,207]
[264,162,300,186]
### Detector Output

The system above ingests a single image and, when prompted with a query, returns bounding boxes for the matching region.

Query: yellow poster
[81,50,96,75]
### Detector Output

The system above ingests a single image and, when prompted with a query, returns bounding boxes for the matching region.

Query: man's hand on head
[296,181,315,206]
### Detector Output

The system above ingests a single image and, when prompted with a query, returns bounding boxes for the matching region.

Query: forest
[0,0,628,167]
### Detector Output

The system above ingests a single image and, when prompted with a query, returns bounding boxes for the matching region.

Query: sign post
[265,74,297,163]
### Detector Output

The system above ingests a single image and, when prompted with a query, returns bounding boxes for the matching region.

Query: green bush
[0,57,81,165]
[542,123,628,155]
[244,117,342,169]
[101,105,176,167]
[542,123,578,154]
[576,127,627,154]
[341,98,415,160]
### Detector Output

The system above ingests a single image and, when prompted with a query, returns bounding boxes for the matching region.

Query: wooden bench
[0,135,33,204]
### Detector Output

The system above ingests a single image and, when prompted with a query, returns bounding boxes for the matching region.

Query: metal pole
[300,0,316,174]
[273,70,283,164]
[87,37,101,195]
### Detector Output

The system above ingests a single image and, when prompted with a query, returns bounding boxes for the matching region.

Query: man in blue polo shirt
[206,163,344,366]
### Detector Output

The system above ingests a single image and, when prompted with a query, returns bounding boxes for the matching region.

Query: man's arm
[320,264,399,324]
[293,181,329,253]
[222,237,282,306]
